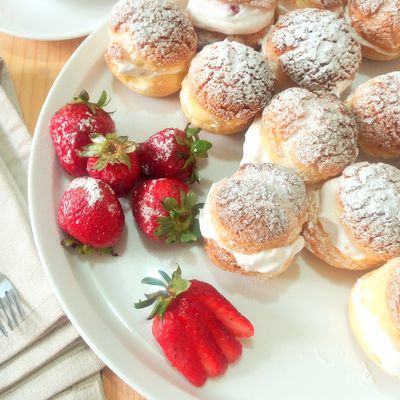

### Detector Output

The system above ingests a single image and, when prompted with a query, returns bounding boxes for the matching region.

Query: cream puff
[199,163,307,277]
[262,9,362,95]
[349,258,400,377]
[346,72,400,159]
[278,0,346,15]
[243,88,358,185]
[105,0,197,97]
[180,40,274,135]
[344,0,400,61]
[187,0,277,49]
[303,162,400,270]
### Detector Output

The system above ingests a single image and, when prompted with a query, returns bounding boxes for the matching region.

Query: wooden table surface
[0,32,145,400]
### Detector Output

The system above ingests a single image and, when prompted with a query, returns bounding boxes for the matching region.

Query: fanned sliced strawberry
[176,297,228,377]
[134,266,254,387]
[186,280,254,338]
[152,309,207,387]
[187,298,242,363]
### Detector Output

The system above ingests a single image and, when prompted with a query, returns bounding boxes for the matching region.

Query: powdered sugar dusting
[350,72,400,155]
[69,177,104,207]
[110,0,197,65]
[267,9,361,94]
[338,162,400,258]
[347,0,400,53]
[189,40,274,120]
[214,163,306,246]
[262,88,358,182]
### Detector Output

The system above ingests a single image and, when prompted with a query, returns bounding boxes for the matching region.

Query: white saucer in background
[0,0,116,41]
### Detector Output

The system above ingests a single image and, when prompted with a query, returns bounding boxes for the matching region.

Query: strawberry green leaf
[185,126,201,138]
[158,270,172,283]
[141,277,168,289]
[134,265,191,320]
[155,190,202,243]
[61,236,118,256]
[192,140,212,155]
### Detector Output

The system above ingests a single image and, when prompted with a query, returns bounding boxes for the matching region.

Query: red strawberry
[186,280,254,338]
[176,297,228,377]
[152,302,207,387]
[134,266,254,387]
[57,177,124,255]
[49,90,115,177]
[132,178,202,243]
[137,126,212,183]
[78,133,140,197]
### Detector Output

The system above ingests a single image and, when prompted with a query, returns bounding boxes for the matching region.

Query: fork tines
[0,276,24,337]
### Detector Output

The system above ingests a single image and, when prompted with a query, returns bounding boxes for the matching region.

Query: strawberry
[78,133,140,197]
[186,280,254,338]
[57,177,124,255]
[152,302,207,387]
[132,178,202,243]
[134,266,254,387]
[137,126,212,183]
[49,90,115,177]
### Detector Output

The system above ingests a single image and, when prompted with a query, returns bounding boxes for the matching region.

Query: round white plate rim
[28,25,200,400]
[0,0,112,41]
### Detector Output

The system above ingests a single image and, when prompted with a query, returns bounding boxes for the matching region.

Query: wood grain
[0,32,145,400]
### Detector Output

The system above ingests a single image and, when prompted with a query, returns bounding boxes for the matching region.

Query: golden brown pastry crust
[345,0,400,61]
[349,259,400,374]
[210,163,307,253]
[302,188,383,270]
[180,78,254,134]
[106,0,197,97]
[346,72,400,158]
[262,8,361,95]
[261,88,358,184]
[181,40,274,134]
[338,162,400,260]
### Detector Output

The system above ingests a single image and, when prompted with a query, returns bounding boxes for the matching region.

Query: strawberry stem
[155,190,203,244]
[134,266,191,320]
[78,133,137,171]
[174,125,212,184]
[71,89,113,115]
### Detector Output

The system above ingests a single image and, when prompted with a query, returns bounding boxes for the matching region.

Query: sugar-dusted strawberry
[57,177,124,255]
[78,133,140,197]
[49,90,115,177]
[132,178,202,243]
[137,126,212,183]
[134,266,254,387]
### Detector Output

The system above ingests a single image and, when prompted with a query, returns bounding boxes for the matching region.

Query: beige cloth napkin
[0,62,106,399]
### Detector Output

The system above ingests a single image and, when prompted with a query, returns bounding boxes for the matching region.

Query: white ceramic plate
[29,24,400,400]
[0,0,115,41]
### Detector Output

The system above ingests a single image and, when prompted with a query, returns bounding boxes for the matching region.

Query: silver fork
[0,273,24,337]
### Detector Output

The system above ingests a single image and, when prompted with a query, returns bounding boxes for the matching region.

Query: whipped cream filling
[344,7,399,57]
[199,183,305,274]
[240,118,272,165]
[115,60,184,77]
[318,177,367,260]
[351,279,400,376]
[187,0,274,35]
